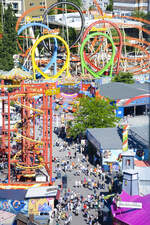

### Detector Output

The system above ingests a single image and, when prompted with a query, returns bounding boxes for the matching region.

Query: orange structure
[0,80,56,188]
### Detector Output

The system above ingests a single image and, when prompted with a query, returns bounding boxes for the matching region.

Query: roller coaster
[0,81,56,188]
[14,1,150,79]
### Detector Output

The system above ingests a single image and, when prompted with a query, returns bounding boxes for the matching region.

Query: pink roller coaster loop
[61,93,78,98]
[81,20,123,74]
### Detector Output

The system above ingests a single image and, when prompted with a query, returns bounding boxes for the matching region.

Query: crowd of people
[51,136,118,225]
[52,189,107,225]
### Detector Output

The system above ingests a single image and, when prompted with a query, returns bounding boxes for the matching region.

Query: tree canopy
[131,10,146,18]
[111,71,135,84]
[0,4,2,33]
[106,0,113,11]
[0,4,17,71]
[131,11,150,41]
[67,97,119,138]
[131,10,150,20]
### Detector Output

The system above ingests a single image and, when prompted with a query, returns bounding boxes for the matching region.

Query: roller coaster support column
[43,89,46,160]
[26,96,31,166]
[1,80,5,151]
[33,99,36,164]
[8,93,11,184]
[21,82,25,162]
[49,95,53,185]
[45,92,48,164]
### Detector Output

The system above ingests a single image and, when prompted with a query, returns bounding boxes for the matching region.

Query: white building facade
[1,0,23,17]
[113,0,150,15]
[82,0,109,12]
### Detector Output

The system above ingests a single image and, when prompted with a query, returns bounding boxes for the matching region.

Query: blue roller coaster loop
[18,22,58,79]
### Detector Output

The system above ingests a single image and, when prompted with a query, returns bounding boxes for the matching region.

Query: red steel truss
[0,80,56,187]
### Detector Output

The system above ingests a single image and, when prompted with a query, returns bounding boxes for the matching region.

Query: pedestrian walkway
[52,132,114,225]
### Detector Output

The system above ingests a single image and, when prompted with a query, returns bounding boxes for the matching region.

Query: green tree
[143,12,150,41]
[67,97,119,138]
[110,28,128,44]
[145,12,150,20]
[131,10,146,18]
[59,26,77,51]
[0,4,17,71]
[0,3,3,33]
[112,71,135,84]
[106,0,113,11]
[131,11,150,22]
[57,0,82,14]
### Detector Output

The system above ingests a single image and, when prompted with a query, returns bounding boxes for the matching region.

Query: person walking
[74,151,77,158]
[55,220,59,225]
[109,182,112,193]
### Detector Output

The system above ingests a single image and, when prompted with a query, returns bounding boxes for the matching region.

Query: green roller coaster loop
[80,32,116,78]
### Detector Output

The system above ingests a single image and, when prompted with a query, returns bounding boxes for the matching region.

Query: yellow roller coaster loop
[31,34,71,80]
[13,151,44,169]
[14,119,43,145]
[0,91,43,146]
[13,117,44,169]
[15,101,43,114]
[12,97,45,169]
[0,85,21,88]
[0,85,51,171]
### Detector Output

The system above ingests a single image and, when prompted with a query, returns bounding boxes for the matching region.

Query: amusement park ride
[0,0,150,189]
[0,80,57,188]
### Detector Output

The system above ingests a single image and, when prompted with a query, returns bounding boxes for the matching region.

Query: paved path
[51,131,112,225]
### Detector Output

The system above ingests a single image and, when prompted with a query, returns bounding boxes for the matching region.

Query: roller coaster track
[105,39,150,74]
[8,93,45,170]
[81,20,122,75]
[80,4,150,75]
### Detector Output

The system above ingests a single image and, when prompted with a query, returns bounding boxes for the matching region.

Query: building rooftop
[0,210,16,225]
[131,125,149,147]
[86,127,123,149]
[135,166,150,181]
[25,186,58,199]
[121,151,135,157]
[99,82,150,100]
[0,189,26,200]
[111,191,150,225]
[135,160,150,167]
[135,166,150,195]
[86,125,149,150]
[123,169,138,175]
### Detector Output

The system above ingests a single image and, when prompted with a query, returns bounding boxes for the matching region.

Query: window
[30,2,34,6]
[12,3,18,9]
[40,2,45,5]
[127,159,130,166]
[14,10,18,14]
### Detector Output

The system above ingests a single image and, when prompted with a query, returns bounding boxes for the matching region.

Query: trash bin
[102,205,110,223]
[57,172,61,179]
[62,175,67,189]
